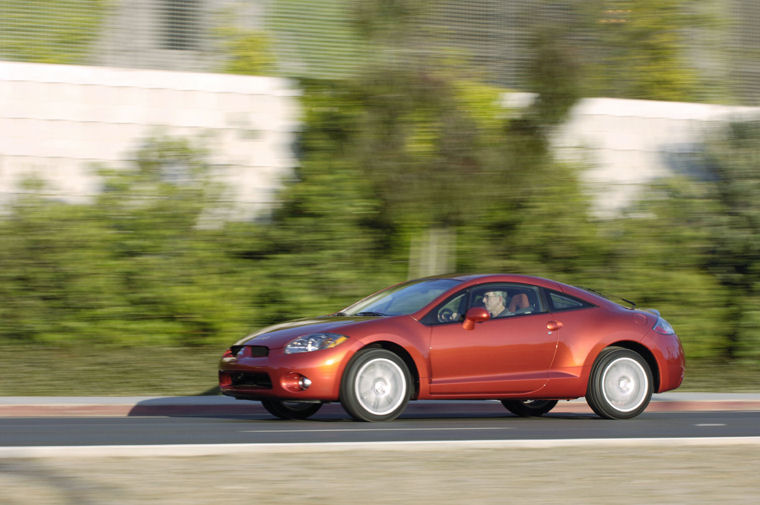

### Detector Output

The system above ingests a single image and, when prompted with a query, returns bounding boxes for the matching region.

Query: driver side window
[423,283,546,325]
[471,283,545,319]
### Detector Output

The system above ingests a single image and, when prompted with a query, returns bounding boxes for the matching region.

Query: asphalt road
[2,401,759,505]
[2,406,758,447]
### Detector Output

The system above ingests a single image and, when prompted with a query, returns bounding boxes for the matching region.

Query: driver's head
[483,290,506,316]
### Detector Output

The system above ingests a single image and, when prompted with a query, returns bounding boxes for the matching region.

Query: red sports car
[219,274,685,421]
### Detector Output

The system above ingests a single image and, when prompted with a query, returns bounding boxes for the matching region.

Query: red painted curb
[0,401,757,417]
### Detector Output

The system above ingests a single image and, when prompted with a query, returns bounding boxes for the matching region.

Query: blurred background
[1,0,759,395]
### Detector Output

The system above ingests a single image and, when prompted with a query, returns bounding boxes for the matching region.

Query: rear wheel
[586,346,653,419]
[501,399,558,417]
[340,348,411,422]
[261,399,323,419]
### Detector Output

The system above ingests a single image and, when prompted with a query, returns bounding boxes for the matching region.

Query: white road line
[695,423,727,427]
[2,437,760,459]
[240,427,512,433]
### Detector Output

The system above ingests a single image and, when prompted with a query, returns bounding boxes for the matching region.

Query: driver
[483,290,510,318]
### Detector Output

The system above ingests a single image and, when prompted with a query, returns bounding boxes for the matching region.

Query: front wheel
[340,348,411,422]
[261,399,323,419]
[501,399,558,417]
[586,347,653,419]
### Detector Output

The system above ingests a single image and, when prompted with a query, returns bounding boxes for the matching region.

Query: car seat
[508,293,530,313]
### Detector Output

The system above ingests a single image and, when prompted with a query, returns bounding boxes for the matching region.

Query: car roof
[440,273,564,287]
[414,273,620,311]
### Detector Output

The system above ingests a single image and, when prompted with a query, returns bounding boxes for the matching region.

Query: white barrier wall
[3,61,759,218]
[0,61,299,217]
[553,97,760,216]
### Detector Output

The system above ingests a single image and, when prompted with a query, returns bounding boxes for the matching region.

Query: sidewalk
[0,393,758,417]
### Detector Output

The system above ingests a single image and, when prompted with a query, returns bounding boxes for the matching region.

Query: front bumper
[218,344,353,401]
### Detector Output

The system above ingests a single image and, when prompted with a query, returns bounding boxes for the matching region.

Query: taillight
[222,348,234,358]
[653,317,675,335]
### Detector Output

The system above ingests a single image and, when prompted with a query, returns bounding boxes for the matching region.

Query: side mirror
[462,307,490,330]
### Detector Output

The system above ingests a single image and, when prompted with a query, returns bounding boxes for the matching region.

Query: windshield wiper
[355,311,387,317]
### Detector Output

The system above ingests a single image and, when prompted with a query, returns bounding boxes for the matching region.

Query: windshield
[341,278,461,317]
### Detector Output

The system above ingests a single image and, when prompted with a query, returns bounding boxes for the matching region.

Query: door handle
[547,320,563,331]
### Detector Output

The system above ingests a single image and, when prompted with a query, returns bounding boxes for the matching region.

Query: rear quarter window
[548,290,594,312]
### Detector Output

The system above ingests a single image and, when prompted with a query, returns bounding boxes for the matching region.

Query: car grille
[248,346,269,357]
[230,345,269,357]
[227,371,272,389]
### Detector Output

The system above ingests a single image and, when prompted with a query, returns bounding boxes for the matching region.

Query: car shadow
[126,395,267,418]
[127,397,598,421]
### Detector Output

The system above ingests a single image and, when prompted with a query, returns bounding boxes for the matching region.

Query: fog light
[299,376,312,390]
[281,372,312,392]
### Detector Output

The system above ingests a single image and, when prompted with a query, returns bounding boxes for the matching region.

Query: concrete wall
[3,61,760,219]
[0,61,299,217]
[552,97,760,216]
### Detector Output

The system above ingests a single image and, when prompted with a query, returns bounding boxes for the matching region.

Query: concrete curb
[0,393,758,417]
[3,437,760,459]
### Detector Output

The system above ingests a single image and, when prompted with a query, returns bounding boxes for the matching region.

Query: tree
[0,137,266,347]
[0,0,106,64]
[575,0,709,102]
[252,79,402,318]
[699,121,760,361]
[596,178,729,361]
[603,120,760,365]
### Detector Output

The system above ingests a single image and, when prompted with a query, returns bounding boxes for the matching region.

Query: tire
[261,399,323,419]
[501,399,558,417]
[340,348,412,422]
[586,346,653,420]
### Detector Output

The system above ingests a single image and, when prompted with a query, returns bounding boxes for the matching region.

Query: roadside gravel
[1,442,758,505]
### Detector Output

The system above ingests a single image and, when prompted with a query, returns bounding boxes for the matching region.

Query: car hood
[235,315,381,349]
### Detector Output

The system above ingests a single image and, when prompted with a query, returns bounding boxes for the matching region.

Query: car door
[428,283,560,395]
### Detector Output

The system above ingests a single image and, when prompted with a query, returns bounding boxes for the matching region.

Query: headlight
[284,333,349,354]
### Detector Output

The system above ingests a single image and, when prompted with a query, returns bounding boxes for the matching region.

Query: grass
[0,345,222,396]
[1,345,758,396]
[678,360,760,392]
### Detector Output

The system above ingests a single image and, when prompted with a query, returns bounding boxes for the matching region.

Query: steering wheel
[438,309,454,323]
